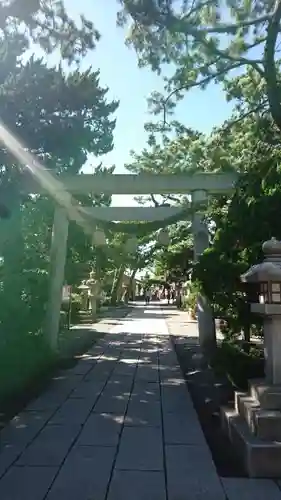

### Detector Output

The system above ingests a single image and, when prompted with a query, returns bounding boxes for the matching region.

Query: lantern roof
[241,238,281,283]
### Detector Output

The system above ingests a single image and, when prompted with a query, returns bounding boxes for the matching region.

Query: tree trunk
[110,264,125,305]
[128,267,138,300]
[264,0,281,132]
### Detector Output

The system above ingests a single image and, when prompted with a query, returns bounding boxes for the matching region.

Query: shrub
[0,333,56,400]
[211,340,264,390]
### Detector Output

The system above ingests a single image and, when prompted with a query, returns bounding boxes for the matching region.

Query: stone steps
[221,406,281,477]
[235,392,281,441]
[250,379,281,410]
[220,378,281,477]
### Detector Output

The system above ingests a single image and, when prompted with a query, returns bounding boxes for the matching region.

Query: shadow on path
[0,305,275,499]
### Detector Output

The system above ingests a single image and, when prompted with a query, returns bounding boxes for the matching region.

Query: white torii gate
[29,172,237,353]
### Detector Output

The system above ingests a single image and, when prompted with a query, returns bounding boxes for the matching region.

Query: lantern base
[197,293,216,358]
[263,316,281,385]
[251,303,281,315]
[221,379,281,477]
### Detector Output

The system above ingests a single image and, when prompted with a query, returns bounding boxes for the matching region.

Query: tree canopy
[117,1,281,131]
[0,5,120,342]
[0,0,99,62]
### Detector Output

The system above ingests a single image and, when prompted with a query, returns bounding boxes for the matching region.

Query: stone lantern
[86,270,100,321]
[241,237,281,385]
[78,281,90,310]
[220,238,281,478]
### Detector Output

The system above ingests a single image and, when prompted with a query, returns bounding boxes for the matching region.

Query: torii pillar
[44,205,69,351]
[192,190,216,357]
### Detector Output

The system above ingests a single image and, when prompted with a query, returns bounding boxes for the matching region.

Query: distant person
[167,289,171,305]
[144,289,151,305]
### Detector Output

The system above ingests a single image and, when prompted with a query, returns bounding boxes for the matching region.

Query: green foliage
[61,294,82,324]
[0,8,118,399]
[184,280,200,313]
[118,1,281,131]
[212,340,264,390]
[154,222,193,281]
[193,118,281,336]
[0,333,56,400]
[0,1,100,63]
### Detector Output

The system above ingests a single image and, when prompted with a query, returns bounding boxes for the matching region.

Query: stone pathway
[0,304,281,499]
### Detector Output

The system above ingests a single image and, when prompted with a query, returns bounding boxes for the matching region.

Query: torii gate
[26,171,237,353]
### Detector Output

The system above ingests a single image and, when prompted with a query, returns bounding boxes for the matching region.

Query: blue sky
[63,1,234,205]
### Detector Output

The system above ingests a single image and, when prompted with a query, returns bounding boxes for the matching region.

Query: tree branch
[220,101,268,134]
[163,194,182,204]
[178,12,271,35]
[183,0,215,21]
[150,193,159,206]
[198,36,264,74]
[264,0,281,131]
[162,61,242,124]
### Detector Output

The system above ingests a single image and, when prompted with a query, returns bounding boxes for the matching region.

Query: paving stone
[139,346,158,353]
[77,413,123,446]
[111,362,137,378]
[131,382,160,402]
[0,413,54,476]
[224,478,281,500]
[159,365,183,383]
[94,352,120,362]
[167,470,225,499]
[46,446,115,500]
[107,333,126,341]
[69,380,105,400]
[141,342,159,351]
[138,355,159,366]
[159,352,178,367]
[64,358,97,375]
[125,401,161,427]
[100,385,132,399]
[106,378,133,392]
[84,360,117,381]
[165,444,225,500]
[135,365,159,383]
[25,376,83,411]
[87,345,105,355]
[93,389,130,414]
[17,424,81,466]
[161,377,186,387]
[115,427,163,471]
[0,444,22,479]
[50,374,84,391]
[122,340,143,347]
[166,444,214,472]
[103,347,123,357]
[81,350,104,358]
[0,466,58,500]
[49,398,94,424]
[161,385,194,413]
[119,348,141,359]
[126,334,143,342]
[24,393,67,412]
[139,347,158,355]
[1,411,53,447]
[107,470,166,500]
[108,341,128,349]
[163,412,205,445]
